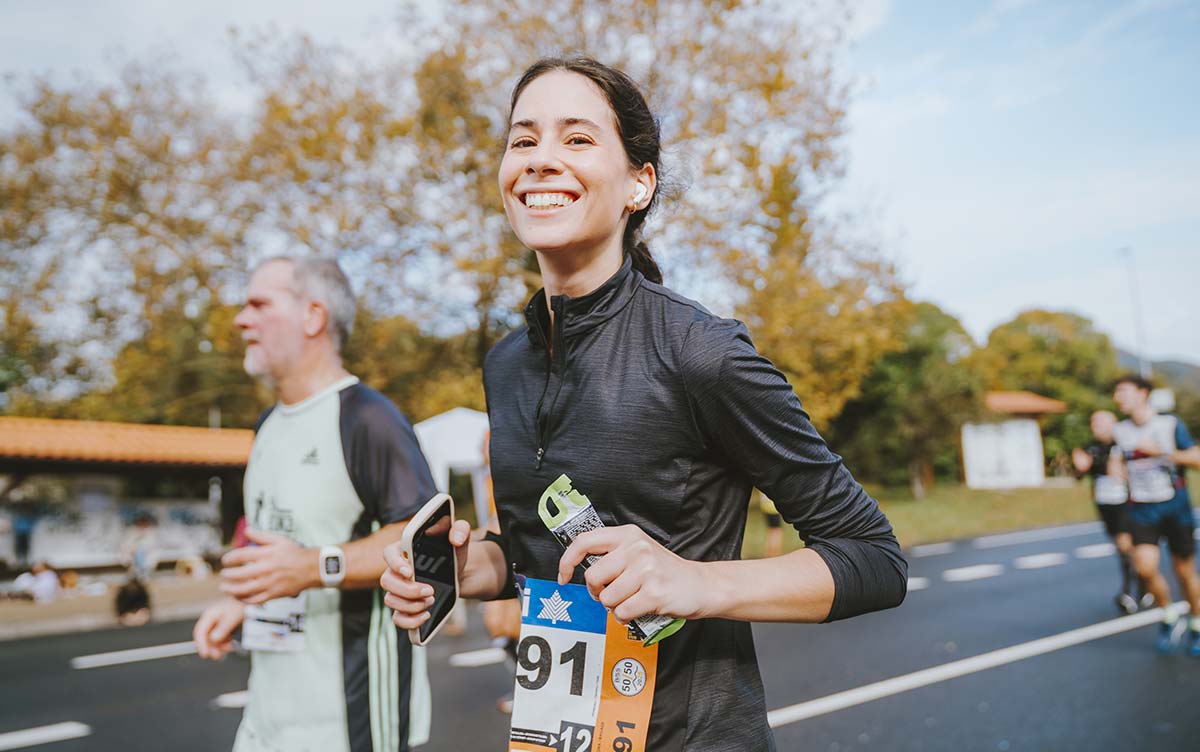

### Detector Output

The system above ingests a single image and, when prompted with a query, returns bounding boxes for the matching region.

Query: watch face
[324,557,342,576]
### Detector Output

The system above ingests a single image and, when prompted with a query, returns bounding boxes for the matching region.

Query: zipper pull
[535,446,545,469]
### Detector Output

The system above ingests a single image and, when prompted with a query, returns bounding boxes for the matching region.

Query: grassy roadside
[741,472,1199,558]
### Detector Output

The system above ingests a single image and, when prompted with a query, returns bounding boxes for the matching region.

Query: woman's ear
[629,163,657,212]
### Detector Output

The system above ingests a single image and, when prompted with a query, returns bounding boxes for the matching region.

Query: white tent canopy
[413,407,492,524]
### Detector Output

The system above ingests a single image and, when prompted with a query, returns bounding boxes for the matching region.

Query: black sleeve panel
[252,406,275,434]
[680,316,908,622]
[339,384,438,525]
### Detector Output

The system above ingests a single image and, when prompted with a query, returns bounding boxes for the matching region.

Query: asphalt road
[2,520,1198,752]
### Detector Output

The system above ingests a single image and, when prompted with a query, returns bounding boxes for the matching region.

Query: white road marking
[906,577,930,592]
[212,691,248,709]
[767,604,1180,728]
[1014,553,1069,570]
[972,522,1102,549]
[448,647,508,668]
[942,564,1004,582]
[71,641,197,669]
[910,542,955,558]
[1075,543,1117,559]
[1194,528,1200,541]
[0,722,92,751]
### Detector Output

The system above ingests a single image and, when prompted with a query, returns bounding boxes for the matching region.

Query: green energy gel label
[538,474,686,646]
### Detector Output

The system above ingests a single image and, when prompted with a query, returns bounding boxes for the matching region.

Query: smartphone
[398,493,459,646]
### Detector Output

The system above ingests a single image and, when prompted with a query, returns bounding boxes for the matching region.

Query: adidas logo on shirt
[301,448,319,465]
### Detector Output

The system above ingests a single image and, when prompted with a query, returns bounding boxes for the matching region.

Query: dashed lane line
[71,641,197,669]
[972,522,1103,550]
[906,577,930,592]
[212,691,248,709]
[1014,553,1069,570]
[767,603,1181,728]
[1075,543,1116,559]
[910,542,955,558]
[0,722,92,751]
[448,647,508,668]
[942,564,1004,582]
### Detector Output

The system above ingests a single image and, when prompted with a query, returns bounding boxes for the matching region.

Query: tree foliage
[970,309,1121,465]
[1,0,904,429]
[828,302,983,495]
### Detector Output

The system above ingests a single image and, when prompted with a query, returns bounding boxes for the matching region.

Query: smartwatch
[319,545,346,588]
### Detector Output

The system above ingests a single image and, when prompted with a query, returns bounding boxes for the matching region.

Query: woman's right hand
[381,519,473,630]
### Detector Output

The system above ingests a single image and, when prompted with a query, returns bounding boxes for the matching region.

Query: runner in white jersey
[193,256,439,750]
[1072,410,1138,613]
[1111,374,1200,655]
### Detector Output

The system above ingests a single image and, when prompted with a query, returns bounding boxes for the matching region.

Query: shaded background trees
[968,310,1122,467]
[829,302,984,498]
[3,0,1196,489]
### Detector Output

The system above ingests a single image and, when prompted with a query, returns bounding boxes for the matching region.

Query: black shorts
[764,513,782,529]
[1128,495,1196,559]
[1095,503,1130,539]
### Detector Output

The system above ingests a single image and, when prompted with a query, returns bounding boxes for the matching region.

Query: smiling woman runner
[381,57,907,751]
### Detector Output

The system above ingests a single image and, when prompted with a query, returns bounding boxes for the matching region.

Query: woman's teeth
[524,192,576,209]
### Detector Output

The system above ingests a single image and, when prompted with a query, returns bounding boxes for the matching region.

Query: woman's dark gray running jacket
[484,256,907,751]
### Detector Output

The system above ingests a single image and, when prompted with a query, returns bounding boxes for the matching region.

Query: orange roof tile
[985,391,1068,415]
[0,417,253,468]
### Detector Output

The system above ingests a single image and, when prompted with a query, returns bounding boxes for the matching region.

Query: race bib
[1126,457,1175,503]
[1093,475,1128,505]
[242,592,306,652]
[509,579,657,752]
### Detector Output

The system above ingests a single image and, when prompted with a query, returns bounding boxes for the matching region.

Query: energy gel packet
[538,474,686,646]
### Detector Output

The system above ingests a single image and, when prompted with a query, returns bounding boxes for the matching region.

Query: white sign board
[962,419,1046,489]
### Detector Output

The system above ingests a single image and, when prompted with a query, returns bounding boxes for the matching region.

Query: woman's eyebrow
[559,117,602,131]
[508,116,603,132]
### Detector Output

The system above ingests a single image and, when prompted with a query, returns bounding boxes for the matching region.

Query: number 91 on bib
[509,579,658,752]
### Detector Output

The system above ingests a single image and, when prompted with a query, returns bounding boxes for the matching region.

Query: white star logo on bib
[537,590,573,624]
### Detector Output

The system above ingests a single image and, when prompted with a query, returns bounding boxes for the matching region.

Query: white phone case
[398,493,460,646]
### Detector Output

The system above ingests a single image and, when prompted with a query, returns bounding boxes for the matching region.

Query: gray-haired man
[193,256,438,751]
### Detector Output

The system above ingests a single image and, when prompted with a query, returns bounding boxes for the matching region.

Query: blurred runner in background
[1072,410,1140,613]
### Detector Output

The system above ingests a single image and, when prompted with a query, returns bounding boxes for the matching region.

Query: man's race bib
[509,579,657,752]
[1126,457,1175,503]
[242,592,307,652]
[1093,475,1128,505]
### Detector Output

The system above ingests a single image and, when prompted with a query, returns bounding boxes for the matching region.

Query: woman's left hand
[557,525,711,623]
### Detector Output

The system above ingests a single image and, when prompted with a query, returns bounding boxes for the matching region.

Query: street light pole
[1119,247,1151,379]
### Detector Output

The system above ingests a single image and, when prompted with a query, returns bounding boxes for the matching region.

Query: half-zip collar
[523,254,642,348]
[525,256,642,469]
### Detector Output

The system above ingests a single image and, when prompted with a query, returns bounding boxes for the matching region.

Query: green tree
[829,302,984,497]
[68,302,266,427]
[2,1,902,430]
[970,309,1121,466]
[379,0,904,422]
[0,62,254,413]
[343,310,485,423]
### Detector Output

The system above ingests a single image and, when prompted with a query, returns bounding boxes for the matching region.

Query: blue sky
[2,0,1198,363]
[838,0,1200,363]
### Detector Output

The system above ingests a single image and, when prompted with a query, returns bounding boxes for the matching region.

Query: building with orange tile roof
[962,391,1068,490]
[0,417,254,569]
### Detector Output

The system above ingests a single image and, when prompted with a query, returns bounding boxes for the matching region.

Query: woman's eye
[567,136,593,146]
[510,137,535,148]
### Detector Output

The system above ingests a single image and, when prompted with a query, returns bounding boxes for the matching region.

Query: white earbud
[633,184,648,205]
